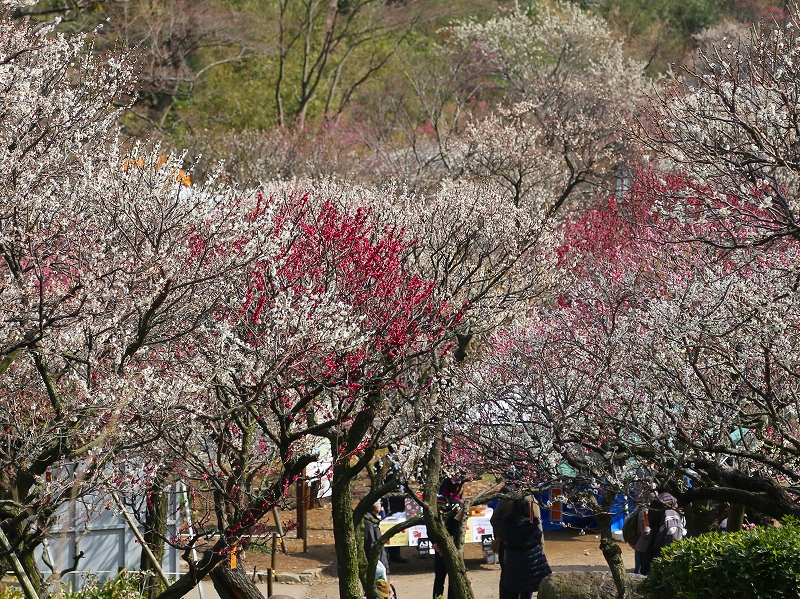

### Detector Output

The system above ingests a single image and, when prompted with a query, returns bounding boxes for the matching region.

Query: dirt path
[298,528,634,599]
[201,500,635,599]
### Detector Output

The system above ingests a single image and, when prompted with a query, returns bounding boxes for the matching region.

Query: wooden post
[272,507,287,553]
[296,471,309,552]
[268,535,277,597]
[271,534,278,572]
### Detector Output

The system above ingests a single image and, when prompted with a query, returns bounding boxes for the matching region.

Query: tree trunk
[140,484,169,599]
[591,496,630,599]
[20,548,46,598]
[726,502,745,533]
[331,463,362,599]
[598,520,629,599]
[420,427,474,599]
[209,559,265,599]
[423,513,473,599]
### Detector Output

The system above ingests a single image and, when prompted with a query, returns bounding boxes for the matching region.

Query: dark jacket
[641,492,679,574]
[491,496,544,547]
[364,514,389,573]
[500,515,552,593]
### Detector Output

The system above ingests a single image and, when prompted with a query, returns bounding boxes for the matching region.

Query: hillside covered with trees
[10,0,790,183]
[3,1,800,599]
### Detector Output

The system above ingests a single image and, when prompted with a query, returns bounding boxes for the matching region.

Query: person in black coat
[641,491,679,576]
[364,501,390,580]
[491,490,545,567]
[500,497,552,599]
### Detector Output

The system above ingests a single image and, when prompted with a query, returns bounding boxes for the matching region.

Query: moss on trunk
[331,464,363,599]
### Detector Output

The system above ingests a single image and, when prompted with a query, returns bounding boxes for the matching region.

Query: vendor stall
[378,504,495,555]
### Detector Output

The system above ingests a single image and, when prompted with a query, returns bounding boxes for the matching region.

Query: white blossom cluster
[455,200,800,505]
[0,11,286,541]
[641,9,800,246]
[447,1,645,211]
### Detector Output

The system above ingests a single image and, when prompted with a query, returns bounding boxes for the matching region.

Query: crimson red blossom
[151,190,454,599]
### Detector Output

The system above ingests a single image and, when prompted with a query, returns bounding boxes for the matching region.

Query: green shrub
[0,572,143,599]
[641,521,800,599]
[63,572,143,599]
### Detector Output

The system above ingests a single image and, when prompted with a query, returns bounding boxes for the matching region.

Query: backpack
[654,509,685,549]
[622,507,642,548]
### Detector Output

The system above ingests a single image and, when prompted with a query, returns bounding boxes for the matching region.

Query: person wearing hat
[640,491,682,575]
[375,578,395,599]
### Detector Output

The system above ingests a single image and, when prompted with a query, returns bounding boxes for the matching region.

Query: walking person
[499,497,552,599]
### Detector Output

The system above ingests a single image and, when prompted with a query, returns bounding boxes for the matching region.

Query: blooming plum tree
[236,176,560,599]
[143,184,456,599]
[617,173,800,520]
[357,1,645,206]
[448,193,658,598]
[452,167,800,596]
[445,1,645,210]
[0,10,277,596]
[637,7,800,248]
[631,5,800,520]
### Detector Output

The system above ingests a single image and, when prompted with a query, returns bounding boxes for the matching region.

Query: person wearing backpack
[641,492,684,575]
